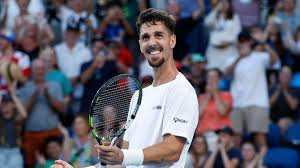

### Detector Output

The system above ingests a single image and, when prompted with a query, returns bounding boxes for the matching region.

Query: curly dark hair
[136,8,176,36]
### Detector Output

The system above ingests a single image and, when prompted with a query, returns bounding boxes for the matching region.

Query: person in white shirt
[54,17,92,84]
[52,8,199,168]
[224,30,278,149]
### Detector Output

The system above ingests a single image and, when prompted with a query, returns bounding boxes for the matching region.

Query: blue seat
[285,121,300,147]
[267,123,281,147]
[291,72,300,88]
[263,147,299,168]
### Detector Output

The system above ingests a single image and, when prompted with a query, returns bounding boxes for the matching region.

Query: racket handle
[100,163,107,168]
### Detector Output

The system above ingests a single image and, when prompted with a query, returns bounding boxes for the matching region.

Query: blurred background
[0,0,300,167]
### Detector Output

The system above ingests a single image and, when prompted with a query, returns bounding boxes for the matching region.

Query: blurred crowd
[0,0,300,168]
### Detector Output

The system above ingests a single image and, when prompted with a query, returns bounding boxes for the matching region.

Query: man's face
[139,22,176,68]
[0,38,9,51]
[238,40,251,57]
[65,30,79,46]
[207,70,220,87]
[283,0,295,12]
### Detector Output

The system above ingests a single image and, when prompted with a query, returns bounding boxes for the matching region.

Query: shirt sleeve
[254,52,270,68]
[48,82,64,102]
[162,87,199,144]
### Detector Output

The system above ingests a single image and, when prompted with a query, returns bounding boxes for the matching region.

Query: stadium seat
[285,121,300,149]
[267,123,281,147]
[291,72,300,88]
[263,147,299,168]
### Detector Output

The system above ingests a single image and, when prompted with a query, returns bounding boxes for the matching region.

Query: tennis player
[53,8,199,168]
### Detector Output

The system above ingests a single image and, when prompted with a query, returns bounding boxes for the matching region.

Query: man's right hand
[51,160,73,168]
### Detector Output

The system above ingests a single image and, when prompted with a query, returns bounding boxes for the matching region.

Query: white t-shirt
[123,73,199,168]
[54,42,92,78]
[228,51,270,108]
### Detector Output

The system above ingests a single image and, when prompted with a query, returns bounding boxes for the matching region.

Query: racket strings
[92,78,140,138]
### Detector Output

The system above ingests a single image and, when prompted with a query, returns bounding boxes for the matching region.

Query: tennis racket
[89,74,143,167]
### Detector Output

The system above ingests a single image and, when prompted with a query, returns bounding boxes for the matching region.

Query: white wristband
[121,149,144,166]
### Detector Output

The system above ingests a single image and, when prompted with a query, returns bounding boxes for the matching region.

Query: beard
[148,57,165,67]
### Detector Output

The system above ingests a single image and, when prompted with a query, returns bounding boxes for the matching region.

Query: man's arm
[45,87,65,113]
[96,134,185,165]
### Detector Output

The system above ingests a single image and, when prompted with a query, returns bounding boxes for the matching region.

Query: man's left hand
[96,145,124,165]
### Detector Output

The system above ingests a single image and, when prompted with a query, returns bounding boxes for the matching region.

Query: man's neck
[152,59,178,87]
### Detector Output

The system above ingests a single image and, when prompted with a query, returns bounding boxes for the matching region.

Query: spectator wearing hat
[0,29,30,93]
[0,87,27,167]
[189,53,206,95]
[224,30,279,149]
[204,126,241,168]
[18,59,65,167]
[79,38,119,114]
[55,17,92,84]
[195,68,233,136]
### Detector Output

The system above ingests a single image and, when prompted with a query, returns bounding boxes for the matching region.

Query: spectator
[2,0,45,31]
[285,26,300,54]
[195,68,233,135]
[241,141,267,168]
[171,0,206,60]
[204,126,241,168]
[61,0,98,44]
[0,89,27,168]
[80,40,119,114]
[204,0,241,71]
[39,47,73,108]
[18,59,65,167]
[55,17,92,84]
[189,53,207,95]
[67,114,98,167]
[0,29,30,93]
[269,66,299,134]
[224,30,278,149]
[276,0,300,35]
[232,0,260,27]
[185,135,210,168]
[14,0,54,50]
[35,136,65,168]
[107,40,134,73]
[97,5,134,44]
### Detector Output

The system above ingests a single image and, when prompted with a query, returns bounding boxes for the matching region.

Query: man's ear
[170,34,176,49]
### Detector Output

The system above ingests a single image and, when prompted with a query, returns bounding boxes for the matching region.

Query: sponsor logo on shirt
[152,105,162,110]
[173,117,188,124]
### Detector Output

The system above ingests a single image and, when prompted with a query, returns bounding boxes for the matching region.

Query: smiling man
[53,8,199,168]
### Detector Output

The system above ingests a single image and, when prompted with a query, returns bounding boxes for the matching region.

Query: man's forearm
[142,135,185,164]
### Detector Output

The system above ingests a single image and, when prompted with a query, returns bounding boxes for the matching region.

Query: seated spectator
[185,135,210,168]
[224,30,278,149]
[204,0,241,71]
[0,29,30,94]
[0,89,27,168]
[18,59,65,167]
[285,26,300,54]
[67,114,98,167]
[195,68,233,135]
[35,136,65,168]
[189,53,206,95]
[241,141,267,168]
[97,4,134,44]
[269,66,299,134]
[80,41,119,114]
[204,126,241,168]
